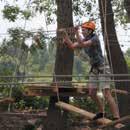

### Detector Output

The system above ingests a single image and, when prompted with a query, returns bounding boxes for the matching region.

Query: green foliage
[72,0,98,24]
[73,56,89,81]
[125,48,130,73]
[72,97,98,112]
[32,0,57,24]
[2,4,32,22]
[21,9,32,20]
[112,0,128,25]
[8,27,32,40]
[127,60,130,73]
[125,48,130,57]
[2,5,20,22]
[15,96,49,110]
[11,86,49,109]
[0,57,15,75]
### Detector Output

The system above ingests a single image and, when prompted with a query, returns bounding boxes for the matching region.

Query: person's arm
[61,29,78,49]
[74,26,83,45]
[63,35,79,49]
[72,33,99,48]
[63,29,96,49]
[64,34,93,49]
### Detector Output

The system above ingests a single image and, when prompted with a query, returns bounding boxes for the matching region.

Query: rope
[102,0,120,120]
[43,10,61,110]
[106,0,120,119]
[53,73,60,103]
[0,74,130,78]
[100,0,107,125]
[0,30,130,36]
[1,79,130,86]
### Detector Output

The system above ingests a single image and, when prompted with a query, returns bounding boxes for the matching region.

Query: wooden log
[99,115,130,129]
[26,84,129,95]
[24,85,88,97]
[0,112,47,119]
[25,89,129,98]
[111,89,129,95]
[24,89,88,97]
[55,101,112,125]
[0,98,14,104]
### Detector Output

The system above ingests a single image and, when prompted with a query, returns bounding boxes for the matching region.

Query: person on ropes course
[62,21,120,120]
[33,32,43,49]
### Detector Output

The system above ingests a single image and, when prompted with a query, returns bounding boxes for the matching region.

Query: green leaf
[2,5,20,22]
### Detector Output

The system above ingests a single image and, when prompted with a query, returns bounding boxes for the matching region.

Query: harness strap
[90,64,104,74]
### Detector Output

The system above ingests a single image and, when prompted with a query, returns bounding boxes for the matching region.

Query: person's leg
[98,64,120,119]
[88,83,105,120]
[88,71,105,120]
[88,86,104,113]
[103,88,120,119]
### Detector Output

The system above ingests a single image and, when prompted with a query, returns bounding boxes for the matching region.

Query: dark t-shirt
[84,34,104,66]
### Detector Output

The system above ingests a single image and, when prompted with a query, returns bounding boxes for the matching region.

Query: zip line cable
[1,31,130,37]
[0,74,130,78]
[0,79,130,86]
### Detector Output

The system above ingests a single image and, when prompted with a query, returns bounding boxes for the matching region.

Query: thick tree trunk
[98,0,130,130]
[45,0,74,130]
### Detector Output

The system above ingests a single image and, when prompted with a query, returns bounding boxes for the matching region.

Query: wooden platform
[25,84,89,97]
[25,84,129,97]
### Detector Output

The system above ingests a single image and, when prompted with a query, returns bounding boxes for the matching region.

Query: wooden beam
[111,89,129,95]
[25,84,129,97]
[26,84,87,92]
[0,98,14,104]
[24,85,88,97]
[55,101,112,125]
[0,112,47,119]
[99,115,130,129]
[24,89,88,97]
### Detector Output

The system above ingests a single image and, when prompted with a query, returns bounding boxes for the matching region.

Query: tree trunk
[124,0,130,21]
[98,0,130,129]
[45,0,74,130]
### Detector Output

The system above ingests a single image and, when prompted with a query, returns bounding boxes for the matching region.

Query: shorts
[88,64,111,89]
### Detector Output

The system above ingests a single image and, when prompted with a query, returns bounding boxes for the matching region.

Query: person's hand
[33,34,43,49]
[58,29,69,45]
[74,26,79,33]
[59,29,68,37]
[63,36,69,45]
[33,34,40,44]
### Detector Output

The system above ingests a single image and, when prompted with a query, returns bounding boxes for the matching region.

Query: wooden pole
[56,101,112,125]
[111,89,129,95]
[0,98,14,104]
[99,115,130,129]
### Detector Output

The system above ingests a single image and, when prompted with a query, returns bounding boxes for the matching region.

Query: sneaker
[93,112,104,120]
